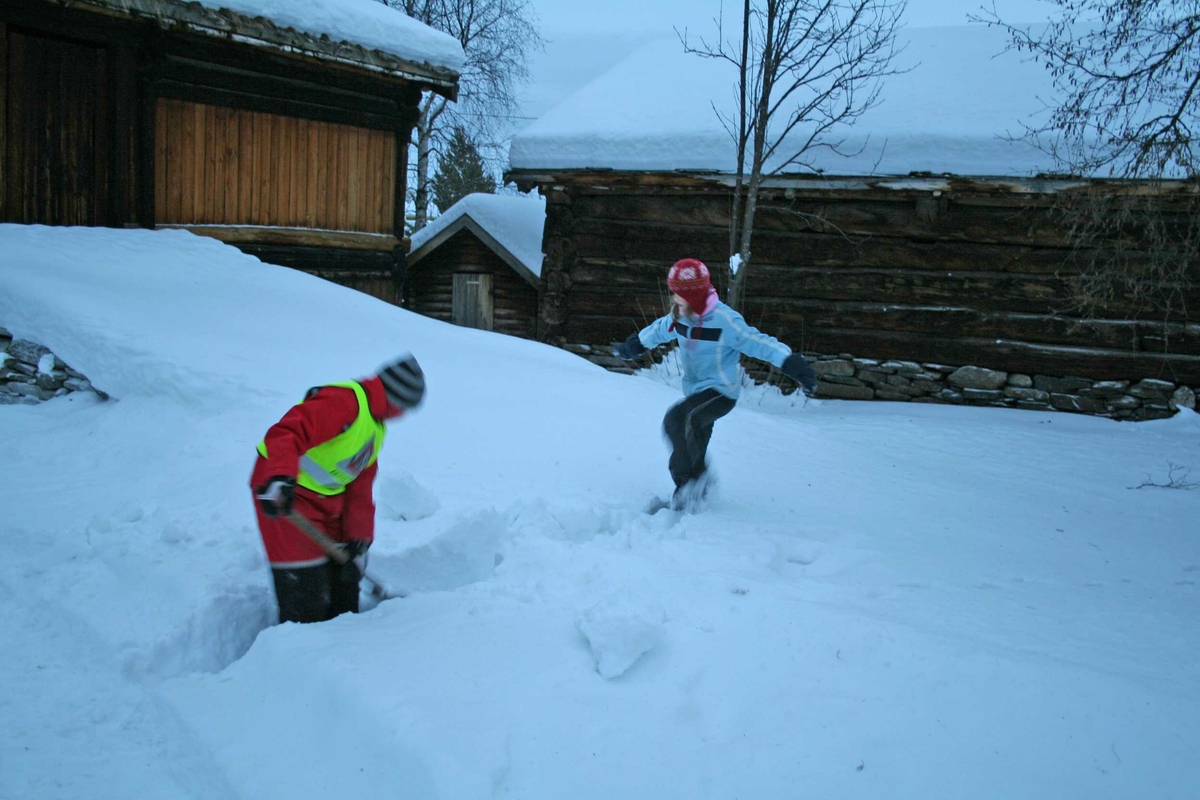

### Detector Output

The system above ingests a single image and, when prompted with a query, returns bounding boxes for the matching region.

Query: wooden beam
[157,223,399,250]
[152,79,401,132]
[735,299,1200,356]
[157,51,404,121]
[137,53,159,227]
[110,44,137,224]
[394,117,411,240]
[0,22,8,221]
[90,44,111,226]
[805,327,1200,385]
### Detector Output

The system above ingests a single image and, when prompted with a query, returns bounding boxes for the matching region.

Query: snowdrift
[1,225,1198,799]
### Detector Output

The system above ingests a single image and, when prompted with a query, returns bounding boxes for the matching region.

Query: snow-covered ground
[1,225,1198,799]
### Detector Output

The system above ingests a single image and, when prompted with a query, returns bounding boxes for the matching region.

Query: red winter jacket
[251,376,398,544]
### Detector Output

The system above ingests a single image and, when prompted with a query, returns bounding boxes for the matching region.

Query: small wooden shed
[406,193,545,339]
[1,0,461,304]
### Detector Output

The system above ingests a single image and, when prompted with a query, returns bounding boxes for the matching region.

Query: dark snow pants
[662,388,737,488]
[271,560,361,624]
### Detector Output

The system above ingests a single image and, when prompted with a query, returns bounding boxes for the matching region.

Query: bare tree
[976,0,1199,180]
[680,0,908,310]
[383,0,541,231]
[975,1,1200,329]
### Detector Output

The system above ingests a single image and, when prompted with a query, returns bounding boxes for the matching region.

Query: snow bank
[2,224,1198,798]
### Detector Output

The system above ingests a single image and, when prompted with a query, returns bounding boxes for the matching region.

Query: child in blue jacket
[615,258,817,509]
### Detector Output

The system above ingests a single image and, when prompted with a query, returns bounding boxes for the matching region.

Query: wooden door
[453,272,493,331]
[3,29,109,225]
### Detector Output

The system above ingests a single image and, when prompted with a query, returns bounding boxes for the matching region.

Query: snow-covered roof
[76,0,463,90]
[409,193,546,284]
[510,24,1061,178]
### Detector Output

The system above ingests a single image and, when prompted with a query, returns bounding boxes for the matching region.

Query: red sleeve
[260,387,360,479]
[340,460,378,543]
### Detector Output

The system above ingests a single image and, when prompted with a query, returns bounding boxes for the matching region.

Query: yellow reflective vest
[257,381,386,496]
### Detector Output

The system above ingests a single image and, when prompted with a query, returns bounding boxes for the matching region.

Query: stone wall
[792,355,1194,421]
[0,326,108,405]
[565,341,1196,422]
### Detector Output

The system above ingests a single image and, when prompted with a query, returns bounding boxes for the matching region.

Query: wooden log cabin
[406,193,545,339]
[505,27,1200,417]
[0,0,461,304]
[505,170,1200,385]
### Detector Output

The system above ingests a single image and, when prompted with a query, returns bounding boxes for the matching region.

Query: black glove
[780,354,818,396]
[255,476,296,518]
[614,333,647,361]
[338,540,370,583]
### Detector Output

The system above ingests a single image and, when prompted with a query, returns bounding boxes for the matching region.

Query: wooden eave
[409,215,542,289]
[59,0,459,98]
[505,168,1199,201]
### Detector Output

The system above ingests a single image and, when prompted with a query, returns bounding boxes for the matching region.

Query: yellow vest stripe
[257,381,387,496]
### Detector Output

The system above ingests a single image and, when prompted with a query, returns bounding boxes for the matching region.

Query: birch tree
[681,0,907,310]
[384,0,541,231]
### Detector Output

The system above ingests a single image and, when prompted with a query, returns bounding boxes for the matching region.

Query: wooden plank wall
[407,229,539,339]
[1,23,8,221]
[3,29,110,225]
[154,98,395,232]
[535,179,1200,384]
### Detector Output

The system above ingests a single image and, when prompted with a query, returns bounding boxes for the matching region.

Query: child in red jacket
[251,355,424,623]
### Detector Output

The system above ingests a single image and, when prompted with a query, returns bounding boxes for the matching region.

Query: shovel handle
[285,510,349,563]
[283,510,406,600]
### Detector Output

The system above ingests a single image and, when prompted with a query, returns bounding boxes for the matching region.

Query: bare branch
[1129,461,1199,490]
[684,0,909,309]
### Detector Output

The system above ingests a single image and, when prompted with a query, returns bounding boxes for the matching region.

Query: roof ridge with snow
[510,24,1067,178]
[410,193,546,279]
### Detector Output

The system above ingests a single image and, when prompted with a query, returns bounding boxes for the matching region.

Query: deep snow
[1,225,1198,798]
[509,24,1058,176]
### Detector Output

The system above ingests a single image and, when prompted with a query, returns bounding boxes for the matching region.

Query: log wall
[1,1,426,308]
[515,172,1200,388]
[3,27,112,225]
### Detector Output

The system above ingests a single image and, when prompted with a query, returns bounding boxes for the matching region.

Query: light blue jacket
[639,300,792,399]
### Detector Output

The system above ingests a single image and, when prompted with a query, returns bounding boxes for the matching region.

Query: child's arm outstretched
[718,307,818,395]
[614,314,674,361]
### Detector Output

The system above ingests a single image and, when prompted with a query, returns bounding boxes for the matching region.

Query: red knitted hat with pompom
[667,258,712,314]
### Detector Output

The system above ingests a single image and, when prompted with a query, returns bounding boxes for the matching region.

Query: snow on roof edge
[409,193,546,280]
[78,0,464,81]
[507,25,1088,178]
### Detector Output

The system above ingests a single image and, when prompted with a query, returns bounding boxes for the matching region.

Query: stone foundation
[0,326,108,405]
[788,355,1193,421]
[564,341,1196,422]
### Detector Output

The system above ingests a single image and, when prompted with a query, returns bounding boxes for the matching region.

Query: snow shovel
[284,510,407,601]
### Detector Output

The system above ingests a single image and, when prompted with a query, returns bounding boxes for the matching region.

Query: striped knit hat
[667,258,712,314]
[378,354,425,410]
